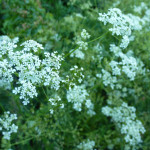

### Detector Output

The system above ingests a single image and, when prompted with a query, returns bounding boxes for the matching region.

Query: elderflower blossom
[102,102,145,147]
[0,111,18,140]
[0,36,63,105]
[67,85,95,115]
[77,139,95,150]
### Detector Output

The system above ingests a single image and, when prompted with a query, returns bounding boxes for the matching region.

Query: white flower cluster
[109,44,121,57]
[49,96,64,114]
[0,59,15,90]
[0,111,18,140]
[109,61,121,76]
[102,102,146,147]
[97,8,146,88]
[119,53,138,80]
[134,2,150,29]
[109,44,145,81]
[120,35,130,49]
[67,85,88,111]
[109,55,138,81]
[81,29,91,40]
[108,86,136,99]
[71,29,90,59]
[69,65,84,84]
[0,36,18,58]
[98,69,117,89]
[93,43,103,61]
[143,9,150,26]
[70,48,85,59]
[108,88,127,99]
[20,40,44,52]
[99,52,145,89]
[98,8,143,49]
[67,85,95,116]
[0,36,18,90]
[0,36,63,105]
[76,41,88,51]
[77,139,95,150]
[134,2,148,15]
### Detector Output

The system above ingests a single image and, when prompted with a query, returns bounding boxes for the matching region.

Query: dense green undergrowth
[0,0,150,150]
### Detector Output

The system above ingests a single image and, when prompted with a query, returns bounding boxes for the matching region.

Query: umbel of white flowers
[0,36,63,105]
[67,85,95,116]
[102,102,146,147]
[71,29,90,59]
[98,8,143,49]
[77,139,95,150]
[0,111,18,140]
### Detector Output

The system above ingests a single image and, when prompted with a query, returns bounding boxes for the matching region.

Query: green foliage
[0,0,150,149]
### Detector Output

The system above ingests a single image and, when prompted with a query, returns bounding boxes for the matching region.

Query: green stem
[42,87,49,100]
[64,46,79,58]
[64,32,108,58]
[87,31,108,44]
[10,130,45,146]
[11,136,34,146]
